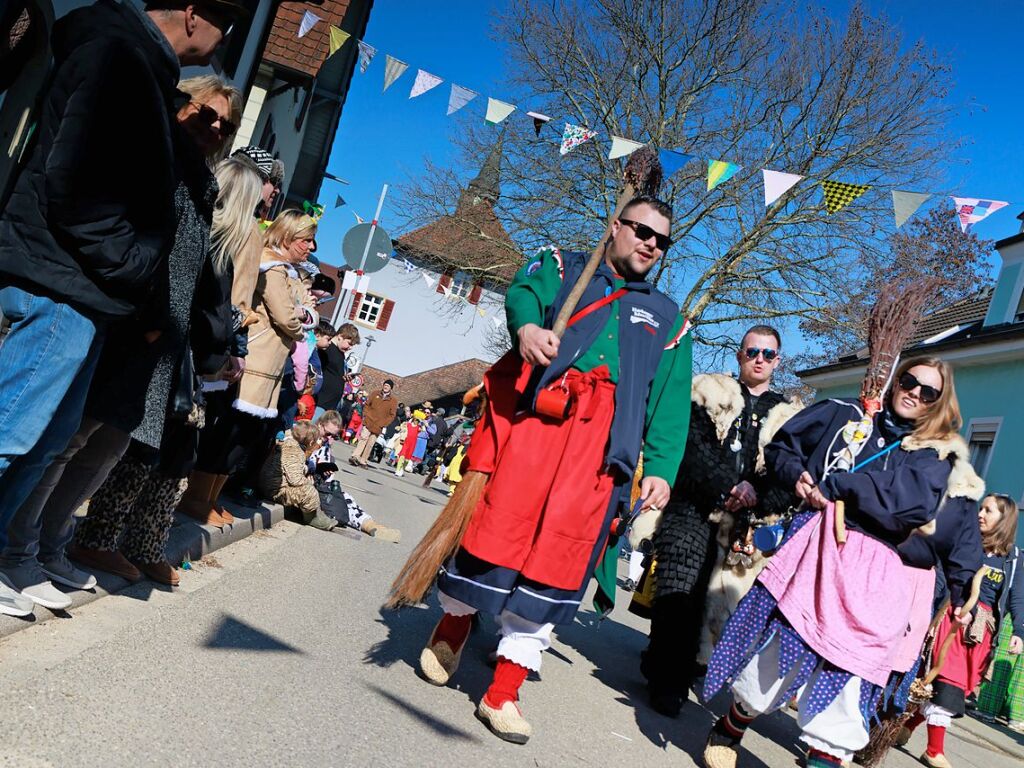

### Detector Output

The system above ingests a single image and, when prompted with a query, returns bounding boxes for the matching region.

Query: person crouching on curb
[257,421,337,531]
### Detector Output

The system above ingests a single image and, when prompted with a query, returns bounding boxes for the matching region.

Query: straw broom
[385,147,664,609]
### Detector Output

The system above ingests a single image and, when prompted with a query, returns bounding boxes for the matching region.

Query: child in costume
[898,493,1023,766]
[702,356,978,768]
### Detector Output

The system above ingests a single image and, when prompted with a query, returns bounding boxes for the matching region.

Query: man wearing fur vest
[643,324,802,717]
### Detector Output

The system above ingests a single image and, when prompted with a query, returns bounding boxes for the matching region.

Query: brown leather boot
[132,559,180,586]
[177,471,225,528]
[210,474,234,524]
[67,544,142,582]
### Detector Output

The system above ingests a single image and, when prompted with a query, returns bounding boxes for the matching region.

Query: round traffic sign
[342,223,393,273]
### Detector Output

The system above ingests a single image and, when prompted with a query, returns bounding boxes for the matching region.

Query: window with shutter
[376,299,396,331]
[348,292,363,321]
[437,273,453,294]
[468,283,483,305]
[966,419,1001,478]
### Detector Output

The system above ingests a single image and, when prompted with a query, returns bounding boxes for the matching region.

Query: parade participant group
[0,2,1021,767]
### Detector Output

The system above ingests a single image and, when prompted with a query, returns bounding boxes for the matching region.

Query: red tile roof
[357,359,491,408]
[263,1,356,78]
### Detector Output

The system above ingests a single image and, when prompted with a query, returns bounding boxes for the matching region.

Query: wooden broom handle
[923,566,988,686]
[551,184,636,338]
[834,500,847,544]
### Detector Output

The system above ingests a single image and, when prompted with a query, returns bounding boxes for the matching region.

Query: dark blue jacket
[529,252,678,479]
[765,398,953,547]
[899,495,983,609]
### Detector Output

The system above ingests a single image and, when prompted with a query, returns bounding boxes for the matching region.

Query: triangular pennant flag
[527,111,551,136]
[659,148,694,179]
[560,123,598,156]
[334,195,345,209]
[762,169,803,207]
[383,55,408,92]
[441,283,453,298]
[356,40,376,73]
[891,191,931,228]
[477,307,487,318]
[353,212,364,224]
[951,197,1009,233]
[328,26,350,56]
[422,272,436,289]
[409,69,443,99]
[400,258,416,273]
[821,180,870,214]
[609,136,645,160]
[298,10,320,38]
[485,98,516,124]
[491,316,503,328]
[447,84,477,115]
[707,159,741,191]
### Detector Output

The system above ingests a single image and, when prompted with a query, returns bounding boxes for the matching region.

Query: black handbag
[169,347,205,428]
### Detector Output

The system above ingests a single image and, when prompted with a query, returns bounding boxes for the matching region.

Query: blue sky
[314,0,1024,275]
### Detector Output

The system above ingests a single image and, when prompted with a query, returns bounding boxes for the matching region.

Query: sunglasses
[192,102,236,138]
[897,372,942,404]
[744,347,778,362]
[618,218,673,251]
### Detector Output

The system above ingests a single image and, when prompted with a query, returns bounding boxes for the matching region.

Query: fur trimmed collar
[755,399,805,474]
[902,433,985,500]
[692,373,744,442]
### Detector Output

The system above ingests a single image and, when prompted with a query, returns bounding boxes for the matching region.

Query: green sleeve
[641,321,693,483]
[504,247,564,337]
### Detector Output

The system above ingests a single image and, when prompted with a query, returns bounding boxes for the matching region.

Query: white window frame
[355,293,385,328]
[450,270,474,299]
[965,417,1002,479]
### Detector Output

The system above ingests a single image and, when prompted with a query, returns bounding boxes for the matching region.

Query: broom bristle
[384,470,488,609]
[855,712,912,768]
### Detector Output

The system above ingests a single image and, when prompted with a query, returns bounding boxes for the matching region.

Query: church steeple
[466,132,503,205]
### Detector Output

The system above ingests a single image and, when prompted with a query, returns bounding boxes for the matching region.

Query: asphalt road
[0,454,1020,767]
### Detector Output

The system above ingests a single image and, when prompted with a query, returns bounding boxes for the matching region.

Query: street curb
[953,711,1024,759]
[0,498,285,642]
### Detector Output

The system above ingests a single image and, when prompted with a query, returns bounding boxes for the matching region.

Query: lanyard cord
[850,440,901,473]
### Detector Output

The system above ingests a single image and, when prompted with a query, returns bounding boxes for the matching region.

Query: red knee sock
[926,724,945,757]
[904,711,925,733]
[432,613,472,654]
[484,657,529,707]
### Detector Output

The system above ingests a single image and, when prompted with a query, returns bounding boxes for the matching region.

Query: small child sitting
[309,441,401,543]
[258,421,337,531]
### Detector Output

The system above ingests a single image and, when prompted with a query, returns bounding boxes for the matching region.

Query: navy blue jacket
[899,495,983,609]
[765,398,953,547]
[529,252,678,479]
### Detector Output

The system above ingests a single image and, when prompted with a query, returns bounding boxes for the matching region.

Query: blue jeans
[0,286,104,539]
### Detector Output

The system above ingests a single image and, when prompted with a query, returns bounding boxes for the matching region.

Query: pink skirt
[757,503,935,687]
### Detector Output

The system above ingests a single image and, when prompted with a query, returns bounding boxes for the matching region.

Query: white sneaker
[19,579,73,611]
[41,554,97,590]
[395,470,404,477]
[0,573,34,617]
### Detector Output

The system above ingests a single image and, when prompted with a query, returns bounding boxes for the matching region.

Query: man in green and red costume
[418,196,693,743]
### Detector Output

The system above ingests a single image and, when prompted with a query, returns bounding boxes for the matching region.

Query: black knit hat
[231,145,273,180]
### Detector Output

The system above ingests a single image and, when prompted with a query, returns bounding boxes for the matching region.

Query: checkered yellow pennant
[821,180,870,214]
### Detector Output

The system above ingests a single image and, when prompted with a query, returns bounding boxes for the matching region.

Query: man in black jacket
[0,0,237,615]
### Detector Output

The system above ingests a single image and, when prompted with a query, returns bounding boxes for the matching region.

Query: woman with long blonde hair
[702,356,982,768]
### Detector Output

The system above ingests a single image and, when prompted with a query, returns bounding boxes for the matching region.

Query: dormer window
[1015,287,1024,323]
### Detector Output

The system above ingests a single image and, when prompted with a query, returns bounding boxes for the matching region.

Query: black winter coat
[0,0,178,317]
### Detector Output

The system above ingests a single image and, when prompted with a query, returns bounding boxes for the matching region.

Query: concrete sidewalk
[0,497,285,641]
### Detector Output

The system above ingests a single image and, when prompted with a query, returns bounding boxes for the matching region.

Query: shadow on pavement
[366,683,482,742]
[555,607,795,767]
[204,614,305,654]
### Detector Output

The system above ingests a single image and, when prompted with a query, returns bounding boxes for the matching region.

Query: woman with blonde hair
[702,356,983,768]
[7,76,244,595]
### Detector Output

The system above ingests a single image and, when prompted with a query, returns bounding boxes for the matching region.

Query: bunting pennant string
[441,283,453,298]
[560,123,597,155]
[485,98,516,124]
[383,55,408,92]
[659,149,694,179]
[609,136,645,160]
[353,212,365,224]
[328,26,350,56]
[707,159,741,191]
[491,316,503,328]
[527,111,551,136]
[822,180,870,214]
[401,258,416,273]
[334,195,346,209]
[447,84,477,115]
[891,190,931,228]
[409,69,443,99]
[951,197,1008,233]
[477,307,487,318]
[356,40,376,73]
[762,169,803,206]
[298,10,320,38]
[422,272,436,289]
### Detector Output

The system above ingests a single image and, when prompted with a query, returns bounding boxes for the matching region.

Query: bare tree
[397,0,961,364]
